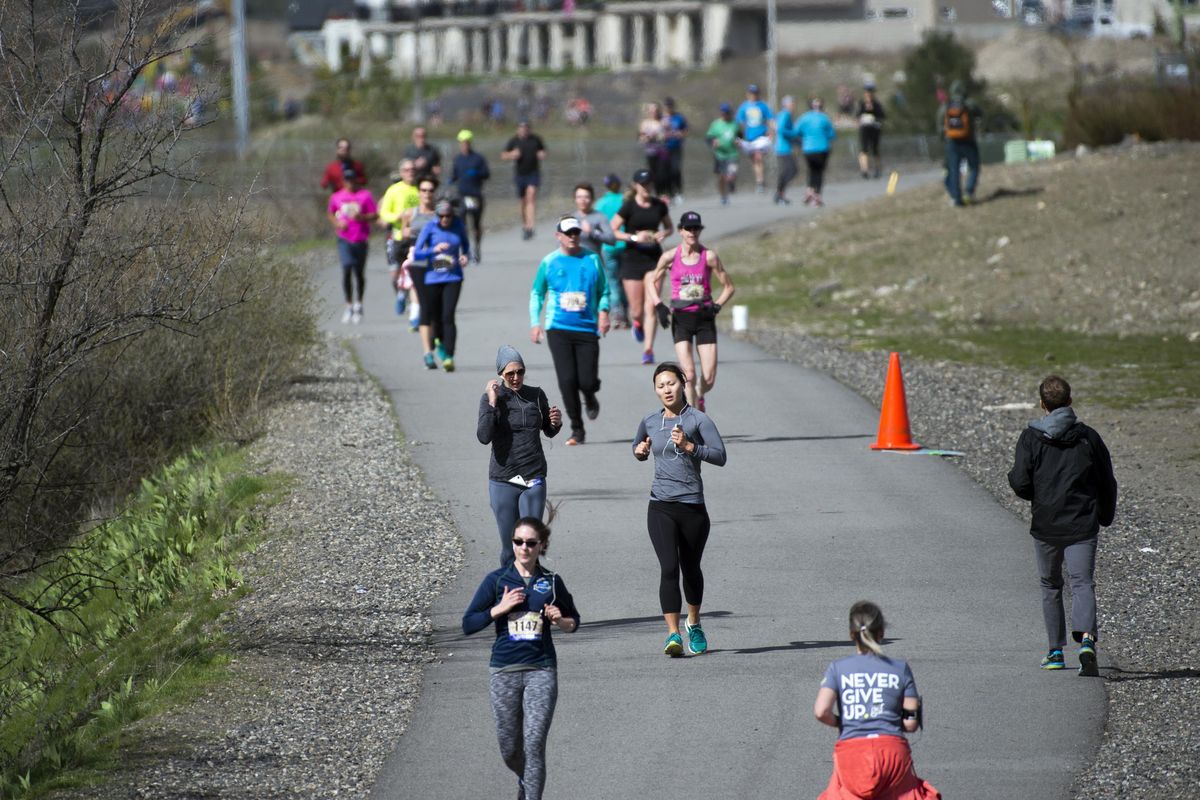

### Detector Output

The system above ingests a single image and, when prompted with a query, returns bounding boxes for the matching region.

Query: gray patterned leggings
[489,669,558,800]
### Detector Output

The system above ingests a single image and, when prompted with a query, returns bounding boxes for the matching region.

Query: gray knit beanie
[496,344,524,375]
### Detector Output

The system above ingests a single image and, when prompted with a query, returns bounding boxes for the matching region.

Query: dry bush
[1064,81,1200,147]
[0,0,316,609]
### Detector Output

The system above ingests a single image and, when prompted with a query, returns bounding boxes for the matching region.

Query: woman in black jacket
[478,345,563,566]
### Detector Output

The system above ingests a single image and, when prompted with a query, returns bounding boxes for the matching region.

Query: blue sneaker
[1078,635,1098,677]
[394,290,407,316]
[1041,649,1065,670]
[632,319,645,343]
[685,621,708,655]
[423,353,437,370]
[663,633,684,658]
[435,338,447,362]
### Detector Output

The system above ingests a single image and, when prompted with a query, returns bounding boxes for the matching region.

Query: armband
[900,708,918,720]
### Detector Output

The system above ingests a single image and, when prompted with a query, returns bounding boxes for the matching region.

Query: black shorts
[859,126,881,156]
[671,308,717,345]
[387,237,414,268]
[618,245,662,282]
[515,173,540,198]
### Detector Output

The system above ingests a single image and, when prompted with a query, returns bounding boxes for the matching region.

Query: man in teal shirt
[705,103,740,205]
[530,216,611,446]
[594,173,628,327]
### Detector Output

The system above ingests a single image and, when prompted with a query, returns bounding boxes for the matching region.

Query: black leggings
[545,328,600,438]
[805,151,829,193]
[776,153,798,196]
[647,500,710,614]
[422,280,462,356]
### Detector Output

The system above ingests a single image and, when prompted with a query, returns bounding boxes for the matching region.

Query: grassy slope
[724,142,1200,410]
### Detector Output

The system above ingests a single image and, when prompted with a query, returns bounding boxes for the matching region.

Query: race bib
[559,291,587,312]
[860,113,876,126]
[338,201,360,220]
[463,196,480,211]
[507,611,544,641]
[679,282,705,301]
[432,254,455,272]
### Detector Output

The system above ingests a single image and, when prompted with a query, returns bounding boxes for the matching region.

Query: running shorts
[515,173,541,198]
[860,126,881,156]
[713,157,738,177]
[739,135,772,155]
[671,308,717,345]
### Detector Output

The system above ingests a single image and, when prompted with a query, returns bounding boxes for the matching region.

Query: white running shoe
[341,307,353,324]
[351,303,363,324]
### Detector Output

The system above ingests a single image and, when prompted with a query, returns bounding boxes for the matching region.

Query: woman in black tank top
[611,170,674,365]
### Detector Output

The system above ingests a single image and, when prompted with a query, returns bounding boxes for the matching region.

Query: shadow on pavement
[723,433,872,444]
[722,637,900,655]
[1104,666,1200,682]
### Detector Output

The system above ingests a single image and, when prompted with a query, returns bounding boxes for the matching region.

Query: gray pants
[489,669,558,800]
[488,479,548,568]
[1033,536,1098,649]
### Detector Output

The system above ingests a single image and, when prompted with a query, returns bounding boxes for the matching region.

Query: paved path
[314,172,1103,799]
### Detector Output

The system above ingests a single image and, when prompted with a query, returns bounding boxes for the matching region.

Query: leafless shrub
[0,0,316,612]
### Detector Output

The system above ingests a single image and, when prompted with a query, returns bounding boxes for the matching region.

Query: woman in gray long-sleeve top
[479,345,563,567]
[632,362,726,658]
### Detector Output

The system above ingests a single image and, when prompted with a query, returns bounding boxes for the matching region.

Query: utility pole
[766,0,778,115]
[412,12,425,124]
[230,0,250,158]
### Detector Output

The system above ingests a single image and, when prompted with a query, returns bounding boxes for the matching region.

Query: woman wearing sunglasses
[400,177,441,364]
[632,362,726,657]
[462,514,580,800]
[411,198,470,371]
[478,345,563,567]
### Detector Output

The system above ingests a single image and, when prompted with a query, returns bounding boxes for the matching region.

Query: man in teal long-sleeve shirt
[530,216,611,446]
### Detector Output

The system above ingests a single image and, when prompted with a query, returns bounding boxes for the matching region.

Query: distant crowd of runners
[318,76,1095,800]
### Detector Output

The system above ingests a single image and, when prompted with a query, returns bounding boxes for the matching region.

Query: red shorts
[818,735,941,800]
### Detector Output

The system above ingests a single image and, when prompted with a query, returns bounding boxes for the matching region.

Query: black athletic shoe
[585,396,600,420]
[1078,635,1098,677]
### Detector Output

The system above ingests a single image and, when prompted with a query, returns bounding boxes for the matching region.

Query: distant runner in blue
[736,83,774,192]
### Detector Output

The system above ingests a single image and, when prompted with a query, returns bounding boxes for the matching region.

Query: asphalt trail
[314,171,1102,799]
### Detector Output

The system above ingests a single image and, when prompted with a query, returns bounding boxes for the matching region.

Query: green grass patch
[0,449,284,798]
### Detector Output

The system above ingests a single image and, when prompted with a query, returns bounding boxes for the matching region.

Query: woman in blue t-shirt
[462,515,579,800]
[813,601,941,800]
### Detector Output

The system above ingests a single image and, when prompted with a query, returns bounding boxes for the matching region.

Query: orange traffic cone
[870,352,921,450]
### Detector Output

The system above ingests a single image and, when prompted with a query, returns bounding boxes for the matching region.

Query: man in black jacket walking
[1008,375,1117,677]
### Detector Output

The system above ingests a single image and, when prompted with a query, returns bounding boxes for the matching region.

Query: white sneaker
[351,303,363,324]
[341,307,353,324]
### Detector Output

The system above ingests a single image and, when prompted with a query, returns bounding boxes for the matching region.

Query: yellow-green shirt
[378,180,421,240]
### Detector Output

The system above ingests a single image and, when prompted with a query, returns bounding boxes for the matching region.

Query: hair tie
[859,625,869,632]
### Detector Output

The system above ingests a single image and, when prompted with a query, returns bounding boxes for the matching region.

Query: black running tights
[647,500,710,613]
[422,280,463,356]
[805,151,829,194]
[545,328,600,437]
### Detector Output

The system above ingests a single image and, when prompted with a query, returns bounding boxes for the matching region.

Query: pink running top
[670,246,712,312]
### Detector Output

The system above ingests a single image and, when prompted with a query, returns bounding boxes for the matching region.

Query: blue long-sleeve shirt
[775,108,800,155]
[413,218,470,284]
[796,110,837,154]
[451,150,491,197]
[633,405,727,505]
[530,248,609,334]
[462,564,580,670]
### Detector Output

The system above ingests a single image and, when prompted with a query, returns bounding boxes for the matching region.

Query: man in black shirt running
[502,120,546,240]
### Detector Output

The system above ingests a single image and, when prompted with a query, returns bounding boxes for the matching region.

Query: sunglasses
[419,188,435,193]
[560,229,582,236]
[681,226,703,232]
[512,538,541,548]
[503,369,526,379]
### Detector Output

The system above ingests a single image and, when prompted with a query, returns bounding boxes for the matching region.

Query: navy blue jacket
[462,564,579,669]
[452,150,491,197]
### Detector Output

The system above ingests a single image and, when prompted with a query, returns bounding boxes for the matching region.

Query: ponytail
[849,600,885,656]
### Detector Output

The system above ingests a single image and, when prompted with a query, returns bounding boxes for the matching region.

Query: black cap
[603,173,621,190]
[632,168,652,185]
[679,211,703,229]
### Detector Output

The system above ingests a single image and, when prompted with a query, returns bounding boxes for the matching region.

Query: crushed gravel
[62,336,462,799]
[745,327,1199,800]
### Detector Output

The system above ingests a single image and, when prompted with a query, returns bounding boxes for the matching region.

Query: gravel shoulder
[60,337,461,799]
